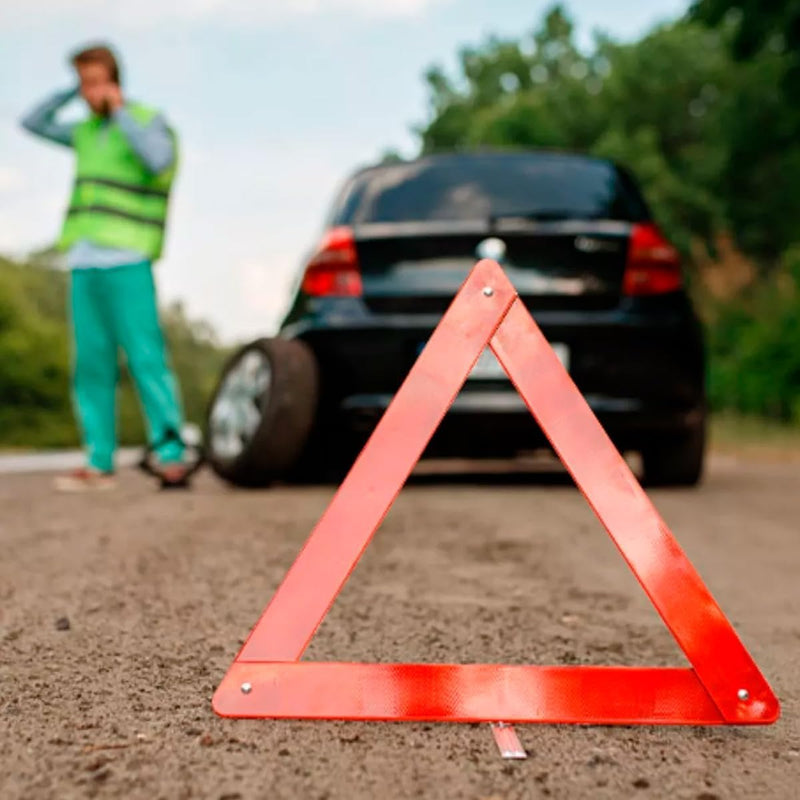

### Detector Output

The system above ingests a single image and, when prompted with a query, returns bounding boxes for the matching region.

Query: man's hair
[70,44,121,85]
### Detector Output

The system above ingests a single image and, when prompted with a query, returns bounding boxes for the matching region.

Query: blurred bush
[0,255,229,449]
[704,247,800,422]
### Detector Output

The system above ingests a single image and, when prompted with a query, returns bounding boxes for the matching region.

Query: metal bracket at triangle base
[491,723,527,760]
[213,259,779,726]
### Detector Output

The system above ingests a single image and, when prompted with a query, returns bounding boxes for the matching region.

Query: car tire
[641,415,706,488]
[206,338,318,487]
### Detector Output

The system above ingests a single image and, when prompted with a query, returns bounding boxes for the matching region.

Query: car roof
[349,149,616,181]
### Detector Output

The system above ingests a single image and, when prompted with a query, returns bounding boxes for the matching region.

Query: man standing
[21,44,190,490]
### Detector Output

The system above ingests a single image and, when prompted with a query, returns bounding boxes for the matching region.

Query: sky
[0,0,689,343]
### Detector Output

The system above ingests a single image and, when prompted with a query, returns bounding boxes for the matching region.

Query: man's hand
[103,83,124,114]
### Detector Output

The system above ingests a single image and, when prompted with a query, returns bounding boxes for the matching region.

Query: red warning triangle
[213,259,779,725]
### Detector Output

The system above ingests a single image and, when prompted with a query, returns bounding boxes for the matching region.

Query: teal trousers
[70,262,185,472]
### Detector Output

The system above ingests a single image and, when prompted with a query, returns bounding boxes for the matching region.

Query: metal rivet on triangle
[241,682,252,695]
[482,286,494,297]
[738,689,750,702]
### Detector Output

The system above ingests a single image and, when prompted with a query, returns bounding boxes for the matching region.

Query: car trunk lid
[354,219,632,314]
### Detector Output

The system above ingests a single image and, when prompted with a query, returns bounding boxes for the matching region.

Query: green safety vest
[59,103,177,260]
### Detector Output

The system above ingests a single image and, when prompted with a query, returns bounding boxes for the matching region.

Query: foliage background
[0,254,227,448]
[1,1,798,449]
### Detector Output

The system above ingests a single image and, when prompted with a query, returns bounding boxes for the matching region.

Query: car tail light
[301,226,363,297]
[623,223,683,295]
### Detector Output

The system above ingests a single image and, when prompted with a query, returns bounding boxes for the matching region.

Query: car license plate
[467,343,570,379]
[416,342,570,379]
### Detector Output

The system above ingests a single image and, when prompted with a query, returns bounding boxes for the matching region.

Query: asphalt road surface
[1,454,798,799]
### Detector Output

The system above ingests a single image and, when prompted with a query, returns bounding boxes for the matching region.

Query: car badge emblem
[574,235,620,254]
[476,237,507,262]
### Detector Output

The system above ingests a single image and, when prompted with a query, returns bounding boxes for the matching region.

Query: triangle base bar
[214,663,744,724]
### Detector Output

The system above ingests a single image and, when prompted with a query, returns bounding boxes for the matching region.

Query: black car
[206,151,706,487]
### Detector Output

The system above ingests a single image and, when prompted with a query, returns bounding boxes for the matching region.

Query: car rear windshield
[332,153,649,225]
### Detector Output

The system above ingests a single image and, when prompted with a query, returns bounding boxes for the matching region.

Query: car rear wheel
[206,338,318,486]
[641,416,706,488]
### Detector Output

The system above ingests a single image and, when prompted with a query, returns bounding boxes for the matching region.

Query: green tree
[692,0,800,102]
[0,258,73,446]
[419,4,800,261]
[416,4,800,422]
[692,0,800,259]
[421,7,606,154]
[707,247,800,421]
[419,8,733,253]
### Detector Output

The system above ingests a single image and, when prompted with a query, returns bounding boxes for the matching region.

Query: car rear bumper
[285,297,705,457]
[338,389,704,457]
[342,390,645,415]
